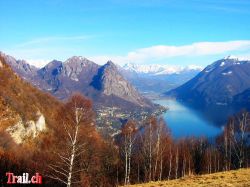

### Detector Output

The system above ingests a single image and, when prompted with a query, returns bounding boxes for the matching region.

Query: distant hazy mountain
[122,63,202,75]
[120,63,202,94]
[166,56,250,108]
[2,53,157,113]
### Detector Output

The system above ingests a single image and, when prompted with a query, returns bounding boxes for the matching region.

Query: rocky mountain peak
[102,60,117,72]
[62,57,98,81]
[204,57,250,74]
[91,61,148,106]
[45,60,62,68]
[38,60,63,78]
[106,60,116,66]
[223,55,250,62]
[65,56,94,66]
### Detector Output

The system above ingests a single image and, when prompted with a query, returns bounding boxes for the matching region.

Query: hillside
[0,55,117,186]
[128,168,250,187]
[0,54,60,144]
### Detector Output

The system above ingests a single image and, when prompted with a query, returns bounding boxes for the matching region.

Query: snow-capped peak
[123,63,203,75]
[223,55,250,61]
[224,55,238,60]
[123,63,165,74]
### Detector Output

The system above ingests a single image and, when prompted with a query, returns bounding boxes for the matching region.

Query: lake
[154,99,222,139]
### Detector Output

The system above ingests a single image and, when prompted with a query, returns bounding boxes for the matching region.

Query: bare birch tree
[141,117,157,182]
[120,120,137,186]
[167,143,172,180]
[48,94,94,187]
[230,112,249,168]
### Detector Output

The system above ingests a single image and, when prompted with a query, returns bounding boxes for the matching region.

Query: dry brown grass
[128,168,250,187]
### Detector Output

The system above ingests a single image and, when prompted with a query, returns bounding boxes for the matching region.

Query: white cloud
[5,40,250,67]
[89,40,250,65]
[126,40,250,60]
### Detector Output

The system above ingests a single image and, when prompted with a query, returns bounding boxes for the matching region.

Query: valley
[1,52,250,187]
[2,52,250,138]
[1,1,250,186]
[96,104,167,136]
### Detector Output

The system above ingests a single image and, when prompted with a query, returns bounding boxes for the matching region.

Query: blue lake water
[154,99,222,139]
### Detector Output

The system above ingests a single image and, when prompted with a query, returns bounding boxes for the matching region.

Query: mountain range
[1,52,166,134]
[1,51,202,99]
[166,56,250,110]
[1,53,154,109]
[120,63,202,94]
[4,51,250,127]
[122,63,202,75]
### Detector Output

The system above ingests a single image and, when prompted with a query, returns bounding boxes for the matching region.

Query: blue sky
[1,0,250,67]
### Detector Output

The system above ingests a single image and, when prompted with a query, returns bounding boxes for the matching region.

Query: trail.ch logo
[4,172,42,185]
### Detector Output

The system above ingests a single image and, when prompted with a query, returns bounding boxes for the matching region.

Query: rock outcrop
[6,112,46,144]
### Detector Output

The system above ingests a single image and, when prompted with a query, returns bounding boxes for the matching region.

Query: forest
[0,94,249,187]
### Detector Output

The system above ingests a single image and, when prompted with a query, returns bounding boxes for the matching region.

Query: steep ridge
[91,61,150,107]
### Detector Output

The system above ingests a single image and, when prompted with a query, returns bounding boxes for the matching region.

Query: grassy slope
[129,168,250,187]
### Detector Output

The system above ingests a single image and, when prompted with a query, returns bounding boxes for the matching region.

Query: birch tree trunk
[154,126,161,181]
[168,145,172,180]
[149,122,152,181]
[67,124,79,187]
[175,147,179,179]
[48,95,94,186]
[159,150,163,181]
